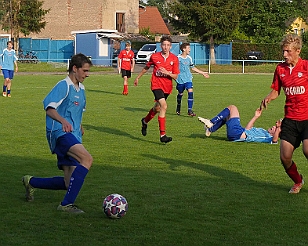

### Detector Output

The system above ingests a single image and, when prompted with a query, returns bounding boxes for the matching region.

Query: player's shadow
[188,133,227,141]
[87,89,122,96]
[82,124,161,145]
[141,153,286,192]
[123,106,149,113]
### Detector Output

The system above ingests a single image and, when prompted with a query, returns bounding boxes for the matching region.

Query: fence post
[208,59,211,74]
[242,60,245,74]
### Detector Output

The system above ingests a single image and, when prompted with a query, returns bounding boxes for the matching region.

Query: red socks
[158,116,166,136]
[144,108,157,123]
[286,162,302,184]
[122,85,128,95]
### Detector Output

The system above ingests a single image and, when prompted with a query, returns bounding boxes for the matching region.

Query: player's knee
[154,104,160,113]
[82,154,93,170]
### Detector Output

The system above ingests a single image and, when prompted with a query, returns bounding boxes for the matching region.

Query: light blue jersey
[176,55,194,84]
[0,48,18,70]
[43,76,86,152]
[234,127,273,143]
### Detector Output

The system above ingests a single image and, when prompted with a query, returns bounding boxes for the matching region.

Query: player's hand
[260,98,269,110]
[61,119,73,133]
[134,78,139,86]
[255,108,262,117]
[203,72,209,78]
[158,67,169,75]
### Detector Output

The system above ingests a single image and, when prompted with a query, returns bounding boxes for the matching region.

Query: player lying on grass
[198,105,281,143]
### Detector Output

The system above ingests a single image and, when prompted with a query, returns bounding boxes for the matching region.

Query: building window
[294,28,298,34]
[116,13,125,33]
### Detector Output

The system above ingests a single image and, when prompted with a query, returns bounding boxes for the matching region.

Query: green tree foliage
[0,0,49,39]
[239,0,300,43]
[145,0,169,19]
[168,0,247,63]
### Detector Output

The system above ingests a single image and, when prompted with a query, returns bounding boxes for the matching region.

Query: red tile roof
[139,6,170,35]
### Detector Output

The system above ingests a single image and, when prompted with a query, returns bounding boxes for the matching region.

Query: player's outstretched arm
[192,67,209,78]
[134,66,150,86]
[245,108,262,130]
[260,90,279,109]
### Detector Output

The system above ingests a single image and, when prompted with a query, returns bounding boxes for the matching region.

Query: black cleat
[141,118,147,136]
[160,135,172,143]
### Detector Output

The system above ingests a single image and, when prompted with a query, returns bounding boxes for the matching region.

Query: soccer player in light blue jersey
[198,105,281,144]
[22,53,93,214]
[176,43,209,116]
[0,41,18,97]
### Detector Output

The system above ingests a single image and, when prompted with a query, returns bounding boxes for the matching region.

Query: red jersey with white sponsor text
[118,50,134,70]
[146,52,180,94]
[271,58,308,120]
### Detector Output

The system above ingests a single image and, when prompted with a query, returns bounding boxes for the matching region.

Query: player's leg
[280,118,303,193]
[2,69,8,97]
[121,69,129,95]
[157,94,172,143]
[186,82,195,116]
[6,70,13,97]
[198,105,232,128]
[176,83,185,115]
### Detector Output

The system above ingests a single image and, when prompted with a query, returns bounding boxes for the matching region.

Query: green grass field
[1,72,308,245]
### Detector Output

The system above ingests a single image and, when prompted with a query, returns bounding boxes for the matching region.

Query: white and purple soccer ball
[103,193,128,219]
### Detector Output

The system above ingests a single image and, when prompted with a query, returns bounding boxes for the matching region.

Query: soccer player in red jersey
[134,36,179,143]
[261,34,308,194]
[118,41,135,95]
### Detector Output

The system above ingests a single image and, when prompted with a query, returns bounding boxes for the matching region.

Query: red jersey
[118,50,134,70]
[146,52,180,94]
[271,58,308,121]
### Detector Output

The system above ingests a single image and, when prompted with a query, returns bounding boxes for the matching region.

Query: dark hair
[7,41,13,45]
[68,53,92,73]
[160,35,172,43]
[180,43,190,52]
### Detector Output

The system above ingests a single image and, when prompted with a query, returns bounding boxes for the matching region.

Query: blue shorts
[2,69,14,79]
[226,117,245,141]
[176,82,193,93]
[54,133,81,170]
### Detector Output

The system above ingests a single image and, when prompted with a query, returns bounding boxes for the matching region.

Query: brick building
[0,0,139,40]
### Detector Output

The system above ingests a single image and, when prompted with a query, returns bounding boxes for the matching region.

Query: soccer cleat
[198,117,213,128]
[204,125,212,137]
[57,204,85,214]
[2,92,6,97]
[289,176,304,194]
[122,91,128,95]
[7,94,11,98]
[188,110,196,117]
[141,118,147,136]
[176,111,180,115]
[22,175,35,202]
[160,135,172,143]
[176,105,181,115]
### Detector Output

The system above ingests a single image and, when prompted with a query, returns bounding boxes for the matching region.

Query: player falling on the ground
[22,53,93,214]
[134,36,179,143]
[118,41,135,95]
[176,43,209,116]
[198,105,281,143]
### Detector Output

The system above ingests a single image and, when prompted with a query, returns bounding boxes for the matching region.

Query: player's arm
[191,67,209,78]
[245,108,262,130]
[260,89,279,109]
[46,107,73,132]
[134,66,150,86]
[117,57,121,74]
[272,127,281,143]
[14,60,18,72]
[131,57,135,72]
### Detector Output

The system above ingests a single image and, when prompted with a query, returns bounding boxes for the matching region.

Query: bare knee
[154,103,160,113]
[82,154,93,170]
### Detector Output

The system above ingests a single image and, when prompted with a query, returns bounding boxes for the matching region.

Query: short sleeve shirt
[177,55,194,84]
[271,58,308,121]
[146,52,180,94]
[43,76,86,152]
[118,50,134,70]
[0,48,17,70]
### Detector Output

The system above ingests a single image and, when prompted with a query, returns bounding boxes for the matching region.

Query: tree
[145,0,170,19]
[168,0,247,64]
[239,0,301,43]
[0,0,49,48]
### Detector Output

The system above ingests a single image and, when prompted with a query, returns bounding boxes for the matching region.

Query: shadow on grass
[142,153,287,192]
[122,106,149,113]
[83,124,161,145]
[189,133,228,141]
[87,89,122,96]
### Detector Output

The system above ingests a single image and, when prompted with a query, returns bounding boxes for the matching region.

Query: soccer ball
[103,193,128,219]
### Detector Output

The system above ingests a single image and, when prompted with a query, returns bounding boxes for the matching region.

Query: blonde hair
[281,34,302,50]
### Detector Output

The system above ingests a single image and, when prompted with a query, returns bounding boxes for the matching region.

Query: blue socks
[61,165,88,206]
[177,94,183,106]
[29,176,66,190]
[211,108,230,124]
[3,85,7,93]
[188,92,194,111]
